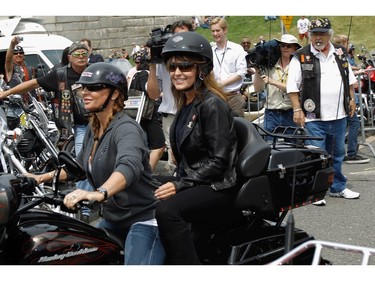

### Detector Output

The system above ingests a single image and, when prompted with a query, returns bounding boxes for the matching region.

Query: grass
[195,16,375,57]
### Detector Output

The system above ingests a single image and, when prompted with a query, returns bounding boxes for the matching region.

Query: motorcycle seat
[233,117,271,179]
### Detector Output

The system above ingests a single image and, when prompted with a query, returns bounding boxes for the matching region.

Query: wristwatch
[97,186,108,201]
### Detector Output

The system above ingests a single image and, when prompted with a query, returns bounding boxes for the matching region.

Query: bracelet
[293,108,302,112]
[350,98,355,101]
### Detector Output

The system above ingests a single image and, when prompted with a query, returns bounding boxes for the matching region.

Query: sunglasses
[280,43,295,49]
[169,62,196,73]
[71,51,89,58]
[14,52,24,55]
[83,84,108,92]
[241,41,251,45]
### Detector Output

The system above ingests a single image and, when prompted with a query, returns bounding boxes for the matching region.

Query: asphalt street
[290,133,375,265]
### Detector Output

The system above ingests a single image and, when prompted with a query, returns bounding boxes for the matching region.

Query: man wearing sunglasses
[4,36,34,94]
[0,41,94,218]
[287,17,360,202]
[253,34,301,135]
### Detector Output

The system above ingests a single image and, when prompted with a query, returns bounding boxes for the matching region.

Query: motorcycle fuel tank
[3,209,123,265]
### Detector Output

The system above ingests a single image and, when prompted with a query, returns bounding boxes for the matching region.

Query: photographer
[147,19,193,173]
[4,36,34,100]
[253,34,301,134]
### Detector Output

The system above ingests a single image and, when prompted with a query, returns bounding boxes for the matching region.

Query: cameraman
[147,20,194,173]
[253,34,301,134]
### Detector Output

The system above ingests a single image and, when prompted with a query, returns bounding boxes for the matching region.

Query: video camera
[146,25,173,63]
[246,39,280,69]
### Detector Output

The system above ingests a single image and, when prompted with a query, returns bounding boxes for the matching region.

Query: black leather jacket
[170,91,238,192]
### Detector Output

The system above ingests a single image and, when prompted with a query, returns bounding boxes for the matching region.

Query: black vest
[53,66,88,139]
[8,64,33,88]
[293,43,351,119]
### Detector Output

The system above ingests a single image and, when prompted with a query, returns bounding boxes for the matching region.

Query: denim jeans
[264,108,295,133]
[305,118,347,193]
[346,113,360,157]
[74,124,94,215]
[97,219,165,265]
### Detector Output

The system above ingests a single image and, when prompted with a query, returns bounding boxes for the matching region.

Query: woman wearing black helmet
[154,32,240,264]
[27,62,165,265]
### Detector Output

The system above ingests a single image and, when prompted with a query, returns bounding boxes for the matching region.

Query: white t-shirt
[297,18,310,34]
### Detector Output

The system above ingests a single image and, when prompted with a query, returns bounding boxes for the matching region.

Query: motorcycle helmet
[77,62,128,100]
[162,32,213,76]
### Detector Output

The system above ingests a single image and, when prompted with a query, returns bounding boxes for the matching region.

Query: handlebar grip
[75,200,101,210]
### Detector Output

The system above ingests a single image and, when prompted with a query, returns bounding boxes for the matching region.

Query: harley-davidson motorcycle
[0,117,333,265]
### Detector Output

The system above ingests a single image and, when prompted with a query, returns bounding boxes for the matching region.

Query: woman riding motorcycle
[154,32,241,264]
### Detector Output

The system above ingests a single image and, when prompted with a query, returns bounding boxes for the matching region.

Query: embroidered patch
[61,90,71,100]
[302,64,313,71]
[304,98,316,112]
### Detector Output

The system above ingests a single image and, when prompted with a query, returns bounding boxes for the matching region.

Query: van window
[42,50,63,68]
[24,54,49,75]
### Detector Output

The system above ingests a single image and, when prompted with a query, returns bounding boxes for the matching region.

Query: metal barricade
[269,240,375,265]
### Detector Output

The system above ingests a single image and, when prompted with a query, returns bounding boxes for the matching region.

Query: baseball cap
[13,45,24,53]
[68,41,89,55]
[275,34,302,49]
[309,18,332,33]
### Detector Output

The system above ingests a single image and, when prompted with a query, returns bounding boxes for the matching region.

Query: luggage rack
[269,240,375,265]
[253,124,324,148]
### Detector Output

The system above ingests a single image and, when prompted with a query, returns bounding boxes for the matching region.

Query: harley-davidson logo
[37,247,98,263]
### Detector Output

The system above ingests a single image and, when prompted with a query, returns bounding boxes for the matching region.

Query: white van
[0,17,72,78]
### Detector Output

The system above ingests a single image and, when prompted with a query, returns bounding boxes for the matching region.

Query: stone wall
[36,16,191,59]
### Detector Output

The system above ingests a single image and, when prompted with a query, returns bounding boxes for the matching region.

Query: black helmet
[162,32,213,74]
[77,62,128,100]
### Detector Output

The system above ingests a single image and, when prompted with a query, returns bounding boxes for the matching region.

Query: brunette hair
[166,55,227,111]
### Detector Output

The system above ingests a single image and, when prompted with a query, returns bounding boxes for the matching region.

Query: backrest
[234,117,271,179]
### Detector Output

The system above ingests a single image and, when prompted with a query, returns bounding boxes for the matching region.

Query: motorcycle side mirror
[58,151,86,180]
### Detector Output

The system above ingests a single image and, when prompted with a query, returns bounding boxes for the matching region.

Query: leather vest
[293,43,351,119]
[54,66,88,139]
[8,64,33,88]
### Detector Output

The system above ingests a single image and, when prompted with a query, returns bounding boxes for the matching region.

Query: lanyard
[215,41,228,68]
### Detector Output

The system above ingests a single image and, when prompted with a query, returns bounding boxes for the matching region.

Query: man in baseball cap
[309,18,332,33]
[287,17,361,204]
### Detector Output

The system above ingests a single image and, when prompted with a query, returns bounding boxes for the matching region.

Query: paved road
[289,134,375,265]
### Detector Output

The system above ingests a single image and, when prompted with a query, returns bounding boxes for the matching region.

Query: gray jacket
[77,111,159,230]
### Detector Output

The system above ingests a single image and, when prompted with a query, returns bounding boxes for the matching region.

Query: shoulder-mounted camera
[246,39,280,69]
[146,25,173,63]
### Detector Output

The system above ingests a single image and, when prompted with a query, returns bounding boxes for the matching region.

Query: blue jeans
[346,113,360,157]
[264,108,295,133]
[74,124,94,215]
[305,118,347,193]
[97,219,165,265]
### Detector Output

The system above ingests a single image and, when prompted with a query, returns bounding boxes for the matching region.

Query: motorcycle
[0,118,333,265]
